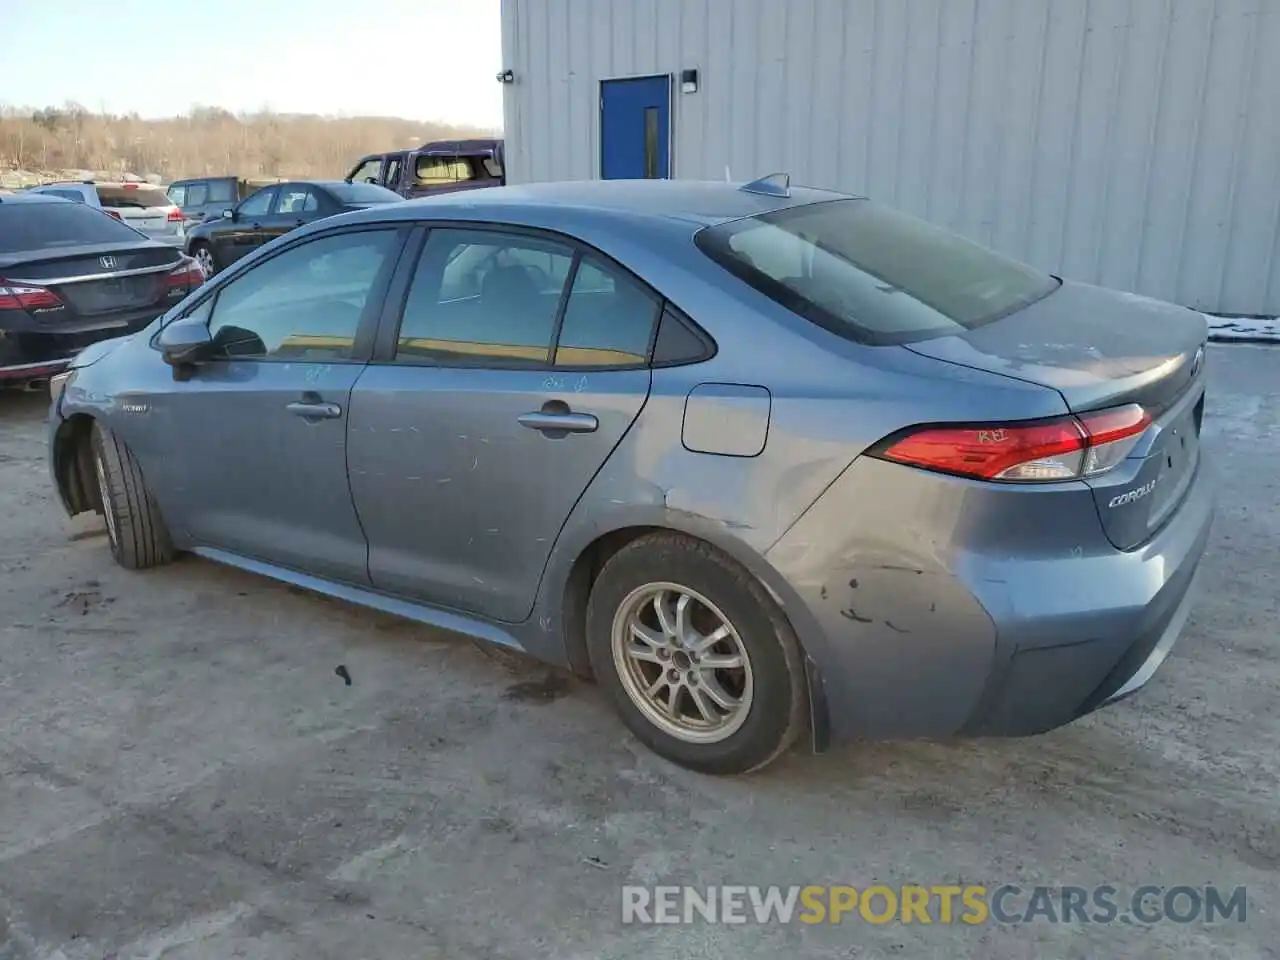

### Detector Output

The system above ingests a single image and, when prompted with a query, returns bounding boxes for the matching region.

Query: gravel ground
[0,344,1276,960]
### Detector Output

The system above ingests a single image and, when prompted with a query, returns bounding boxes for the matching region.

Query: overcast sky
[0,0,505,128]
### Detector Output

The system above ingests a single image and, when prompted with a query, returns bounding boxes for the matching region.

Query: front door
[600,75,671,179]
[347,225,661,622]
[220,186,278,266]
[149,226,405,582]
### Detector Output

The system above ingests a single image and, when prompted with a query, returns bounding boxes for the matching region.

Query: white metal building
[499,0,1280,316]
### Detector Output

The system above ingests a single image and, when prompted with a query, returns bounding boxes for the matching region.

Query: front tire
[191,241,218,278]
[91,423,174,570]
[586,533,806,775]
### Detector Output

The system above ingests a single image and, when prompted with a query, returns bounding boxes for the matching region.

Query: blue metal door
[600,76,670,179]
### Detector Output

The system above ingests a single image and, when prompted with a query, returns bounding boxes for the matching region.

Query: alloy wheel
[610,582,754,744]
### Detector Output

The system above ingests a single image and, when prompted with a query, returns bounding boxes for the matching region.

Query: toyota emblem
[1189,344,1204,379]
[99,255,118,270]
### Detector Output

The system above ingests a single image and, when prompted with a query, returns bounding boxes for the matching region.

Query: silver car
[26,181,186,248]
[47,178,1213,775]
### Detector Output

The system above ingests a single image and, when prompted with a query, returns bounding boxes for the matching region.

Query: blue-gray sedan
[47,177,1213,774]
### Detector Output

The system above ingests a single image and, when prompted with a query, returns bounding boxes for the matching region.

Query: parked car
[0,193,201,386]
[183,179,403,277]
[47,177,1212,775]
[345,139,504,199]
[25,181,186,248]
[165,176,284,226]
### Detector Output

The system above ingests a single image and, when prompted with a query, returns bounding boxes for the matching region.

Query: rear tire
[585,532,806,775]
[91,423,174,570]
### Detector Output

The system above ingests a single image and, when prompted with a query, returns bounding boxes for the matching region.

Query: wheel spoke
[664,680,683,717]
[698,652,743,670]
[630,621,666,650]
[690,623,731,654]
[653,592,676,638]
[645,674,667,698]
[626,641,663,664]
[689,684,719,723]
[699,673,741,711]
[674,592,692,644]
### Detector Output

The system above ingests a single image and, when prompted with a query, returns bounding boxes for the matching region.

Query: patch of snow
[1203,313,1280,343]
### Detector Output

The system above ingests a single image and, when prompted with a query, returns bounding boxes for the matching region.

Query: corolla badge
[99,255,118,270]
[1109,477,1160,508]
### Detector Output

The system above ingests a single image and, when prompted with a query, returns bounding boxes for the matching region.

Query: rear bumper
[0,310,163,382]
[766,454,1215,743]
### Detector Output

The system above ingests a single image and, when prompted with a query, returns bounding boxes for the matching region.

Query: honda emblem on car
[99,255,118,270]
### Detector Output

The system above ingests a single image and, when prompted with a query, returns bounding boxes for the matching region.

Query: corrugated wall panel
[502,0,1280,315]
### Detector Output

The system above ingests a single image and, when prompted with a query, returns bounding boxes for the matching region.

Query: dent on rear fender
[765,458,1004,739]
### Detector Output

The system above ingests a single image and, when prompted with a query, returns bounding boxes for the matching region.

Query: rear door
[264,184,321,241]
[347,225,659,622]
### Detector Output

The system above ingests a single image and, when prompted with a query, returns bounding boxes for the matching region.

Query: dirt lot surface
[1,344,1276,959]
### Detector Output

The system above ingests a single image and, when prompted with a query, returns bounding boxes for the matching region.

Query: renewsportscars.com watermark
[621,884,1248,926]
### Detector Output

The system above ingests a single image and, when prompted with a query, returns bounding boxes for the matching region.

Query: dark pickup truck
[344,139,505,199]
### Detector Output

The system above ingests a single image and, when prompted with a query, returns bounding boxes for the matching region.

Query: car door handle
[287,401,343,420]
[517,410,598,434]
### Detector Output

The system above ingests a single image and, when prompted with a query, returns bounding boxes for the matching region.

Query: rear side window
[415,157,473,185]
[554,257,659,367]
[208,179,236,203]
[0,202,145,253]
[96,185,172,209]
[167,184,186,206]
[695,198,1058,345]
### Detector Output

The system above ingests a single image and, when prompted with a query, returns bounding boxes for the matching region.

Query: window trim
[370,220,710,372]
[154,223,413,364]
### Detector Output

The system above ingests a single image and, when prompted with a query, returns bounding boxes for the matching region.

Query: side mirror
[157,314,214,368]
[221,208,235,220]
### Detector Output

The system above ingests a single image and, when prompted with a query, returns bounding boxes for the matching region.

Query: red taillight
[104,209,122,220]
[167,207,184,222]
[166,258,204,292]
[876,403,1151,483]
[0,280,63,312]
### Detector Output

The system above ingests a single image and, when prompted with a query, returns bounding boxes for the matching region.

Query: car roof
[336,179,855,229]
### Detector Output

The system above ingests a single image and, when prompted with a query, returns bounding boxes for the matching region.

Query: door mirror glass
[157,312,215,367]
[221,208,234,219]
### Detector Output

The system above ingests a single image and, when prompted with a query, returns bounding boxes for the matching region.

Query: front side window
[554,257,659,367]
[349,159,383,184]
[206,229,398,361]
[396,229,573,366]
[237,188,276,217]
[695,198,1059,345]
[186,182,210,207]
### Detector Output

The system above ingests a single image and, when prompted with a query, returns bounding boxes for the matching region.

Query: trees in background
[0,102,494,182]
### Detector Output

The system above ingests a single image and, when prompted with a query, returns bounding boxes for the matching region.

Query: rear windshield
[328,182,402,204]
[0,201,145,253]
[695,198,1058,345]
[95,185,173,209]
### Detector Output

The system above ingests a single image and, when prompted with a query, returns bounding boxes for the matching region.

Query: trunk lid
[1,242,182,328]
[905,279,1209,549]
